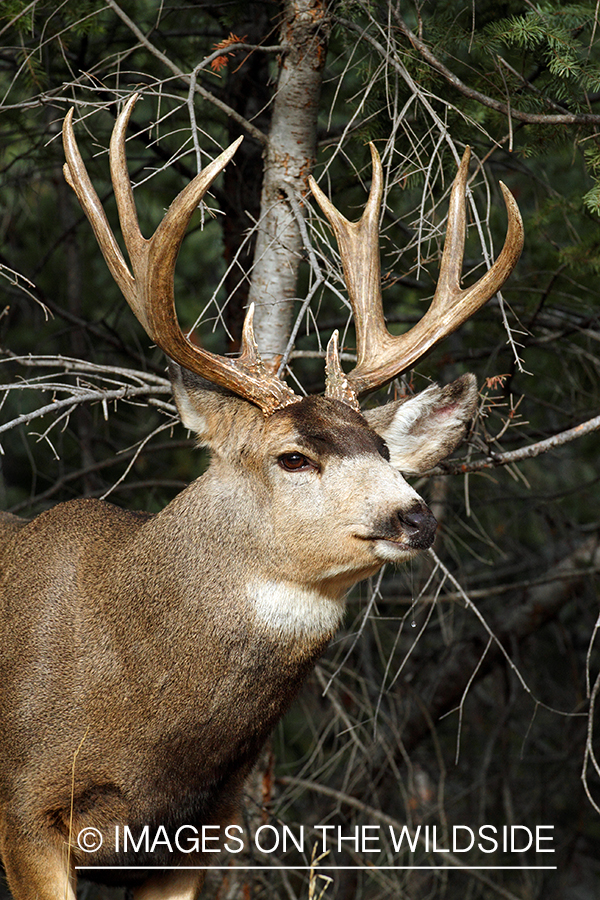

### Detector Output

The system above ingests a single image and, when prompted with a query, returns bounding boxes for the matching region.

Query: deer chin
[367,536,421,564]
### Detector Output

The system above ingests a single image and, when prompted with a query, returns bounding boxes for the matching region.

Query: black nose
[398,505,437,549]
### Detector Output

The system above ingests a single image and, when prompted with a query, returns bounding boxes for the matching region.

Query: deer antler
[62,94,300,416]
[310,145,524,404]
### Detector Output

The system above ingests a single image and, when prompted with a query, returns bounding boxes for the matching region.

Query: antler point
[123,92,139,110]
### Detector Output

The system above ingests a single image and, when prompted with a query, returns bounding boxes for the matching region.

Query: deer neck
[102,477,346,661]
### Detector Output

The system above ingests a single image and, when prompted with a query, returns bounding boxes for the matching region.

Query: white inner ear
[378,389,441,472]
[174,388,209,438]
[364,376,477,474]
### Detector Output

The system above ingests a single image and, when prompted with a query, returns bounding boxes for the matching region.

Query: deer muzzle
[367,502,437,552]
[397,503,438,550]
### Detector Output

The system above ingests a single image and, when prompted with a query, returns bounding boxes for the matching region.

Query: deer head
[61,93,523,589]
[0,94,523,900]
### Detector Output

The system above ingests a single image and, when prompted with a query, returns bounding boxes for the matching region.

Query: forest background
[1,1,600,898]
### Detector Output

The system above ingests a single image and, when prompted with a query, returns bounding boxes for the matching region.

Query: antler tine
[309,145,388,386]
[398,147,525,375]
[63,107,136,309]
[324,330,360,411]
[310,145,524,399]
[63,95,299,416]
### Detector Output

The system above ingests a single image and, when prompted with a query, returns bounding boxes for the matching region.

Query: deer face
[265,396,435,578]
[171,367,477,593]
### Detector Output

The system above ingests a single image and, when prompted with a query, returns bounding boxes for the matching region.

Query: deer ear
[363,374,478,474]
[169,362,262,450]
[169,362,213,440]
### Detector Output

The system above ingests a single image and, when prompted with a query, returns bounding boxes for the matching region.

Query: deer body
[0,506,326,883]
[0,95,523,899]
[0,390,462,895]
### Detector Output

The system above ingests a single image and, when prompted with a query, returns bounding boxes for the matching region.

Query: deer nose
[398,505,437,549]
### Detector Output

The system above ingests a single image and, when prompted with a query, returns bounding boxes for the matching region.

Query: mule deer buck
[0,94,523,900]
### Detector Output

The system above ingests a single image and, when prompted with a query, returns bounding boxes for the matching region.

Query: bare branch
[105,0,269,145]
[278,777,525,900]
[0,355,173,438]
[435,413,600,475]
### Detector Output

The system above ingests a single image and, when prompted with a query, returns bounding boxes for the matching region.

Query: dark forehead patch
[274,396,390,460]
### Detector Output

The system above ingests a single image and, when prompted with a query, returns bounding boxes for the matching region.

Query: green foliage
[483,3,600,89]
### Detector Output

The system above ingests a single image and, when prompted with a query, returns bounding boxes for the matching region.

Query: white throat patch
[249,580,345,641]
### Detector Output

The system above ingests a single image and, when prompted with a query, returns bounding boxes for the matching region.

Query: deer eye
[278,452,314,472]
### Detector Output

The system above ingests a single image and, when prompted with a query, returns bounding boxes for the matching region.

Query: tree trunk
[248,0,331,362]
[221,4,274,353]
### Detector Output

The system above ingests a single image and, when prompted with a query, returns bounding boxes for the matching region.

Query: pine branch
[392,11,600,127]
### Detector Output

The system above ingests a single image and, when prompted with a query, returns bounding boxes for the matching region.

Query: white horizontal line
[76,865,558,871]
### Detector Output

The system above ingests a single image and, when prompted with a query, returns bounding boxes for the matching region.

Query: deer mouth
[355,534,419,556]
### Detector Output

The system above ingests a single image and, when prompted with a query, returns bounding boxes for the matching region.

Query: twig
[278,777,524,900]
[105,0,269,145]
[434,413,600,475]
[0,384,171,436]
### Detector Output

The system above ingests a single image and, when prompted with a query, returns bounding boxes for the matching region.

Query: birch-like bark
[248,0,331,362]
